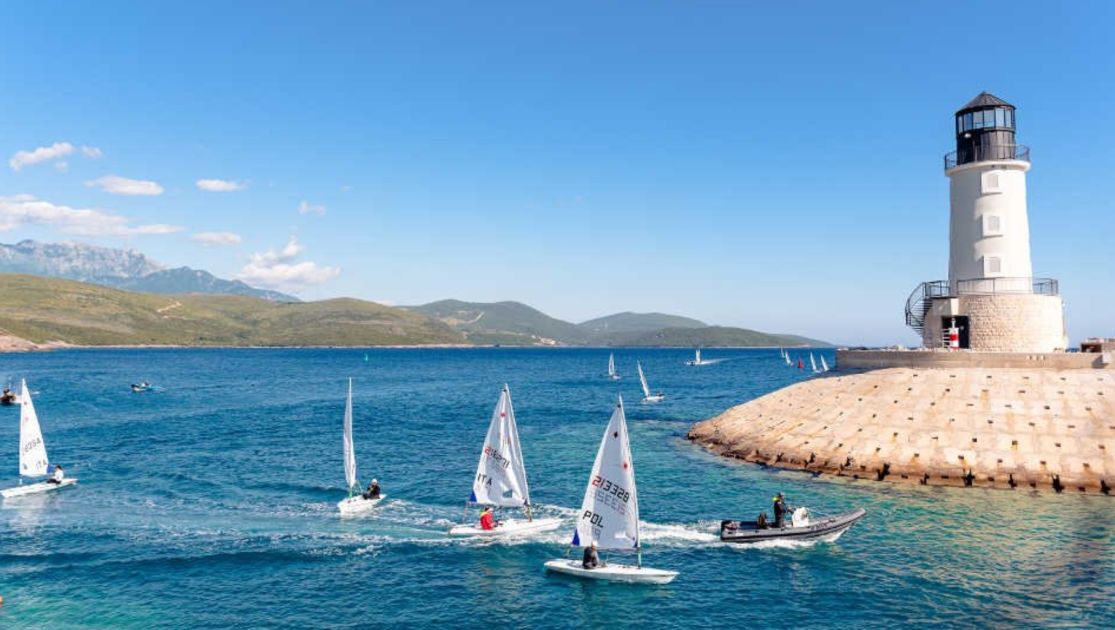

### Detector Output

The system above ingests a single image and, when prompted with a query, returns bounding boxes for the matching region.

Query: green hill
[404,299,588,345]
[0,274,464,346]
[578,311,706,340]
[606,326,830,348]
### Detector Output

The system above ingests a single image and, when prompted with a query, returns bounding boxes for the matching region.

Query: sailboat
[820,354,830,373]
[607,353,621,380]
[784,350,792,366]
[544,396,677,584]
[449,385,562,537]
[1,380,78,498]
[636,362,664,403]
[684,347,709,366]
[337,379,384,515]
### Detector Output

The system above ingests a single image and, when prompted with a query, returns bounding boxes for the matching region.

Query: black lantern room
[951,92,1026,167]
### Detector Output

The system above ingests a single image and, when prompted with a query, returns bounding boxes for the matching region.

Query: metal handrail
[904,280,949,329]
[955,277,1058,296]
[944,144,1030,170]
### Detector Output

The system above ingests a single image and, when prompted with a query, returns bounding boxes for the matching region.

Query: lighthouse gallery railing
[904,277,1058,335]
[944,144,1030,170]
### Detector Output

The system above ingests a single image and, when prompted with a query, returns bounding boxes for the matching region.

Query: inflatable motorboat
[720,507,866,545]
[131,381,153,393]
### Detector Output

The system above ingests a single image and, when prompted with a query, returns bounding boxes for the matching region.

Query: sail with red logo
[448,384,561,537]
[544,396,677,583]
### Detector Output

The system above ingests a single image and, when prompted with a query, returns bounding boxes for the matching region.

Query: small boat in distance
[1,381,19,405]
[783,350,792,366]
[544,396,678,584]
[820,355,830,373]
[810,353,820,374]
[607,353,621,380]
[685,347,714,366]
[449,385,561,537]
[636,362,664,403]
[1,379,78,499]
[337,379,385,515]
[131,381,153,393]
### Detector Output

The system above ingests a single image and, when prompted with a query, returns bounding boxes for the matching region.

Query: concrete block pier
[689,360,1115,494]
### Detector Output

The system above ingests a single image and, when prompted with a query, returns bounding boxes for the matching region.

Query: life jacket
[480,512,495,530]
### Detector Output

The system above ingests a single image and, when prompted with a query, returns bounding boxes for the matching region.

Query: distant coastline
[3,340,831,354]
[0,273,832,351]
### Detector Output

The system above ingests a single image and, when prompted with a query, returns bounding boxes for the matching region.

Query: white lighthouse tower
[906,93,1065,352]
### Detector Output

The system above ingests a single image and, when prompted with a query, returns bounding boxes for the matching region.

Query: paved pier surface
[689,367,1115,493]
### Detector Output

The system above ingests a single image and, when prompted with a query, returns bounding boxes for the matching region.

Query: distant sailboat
[810,353,820,374]
[337,379,384,515]
[1,379,78,498]
[544,396,678,584]
[784,350,792,366]
[820,355,830,373]
[685,347,712,366]
[608,353,621,380]
[637,362,664,403]
[449,385,562,537]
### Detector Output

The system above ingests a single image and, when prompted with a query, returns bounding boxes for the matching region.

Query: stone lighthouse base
[688,366,1115,494]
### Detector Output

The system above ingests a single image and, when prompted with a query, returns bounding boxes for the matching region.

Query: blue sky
[1,1,1112,345]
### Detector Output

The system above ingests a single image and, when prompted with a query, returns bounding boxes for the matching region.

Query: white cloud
[237,236,339,291]
[190,231,242,247]
[85,175,164,196]
[9,142,74,171]
[54,161,69,173]
[196,178,246,192]
[0,194,183,236]
[81,146,103,159]
[297,200,326,215]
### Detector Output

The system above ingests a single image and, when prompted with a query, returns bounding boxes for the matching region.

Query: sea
[1,348,1112,628]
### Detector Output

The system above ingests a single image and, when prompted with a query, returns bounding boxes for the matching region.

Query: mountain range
[0,274,459,347]
[0,240,830,348]
[0,240,297,302]
[404,300,828,347]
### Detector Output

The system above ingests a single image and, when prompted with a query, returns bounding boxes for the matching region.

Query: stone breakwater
[688,367,1115,494]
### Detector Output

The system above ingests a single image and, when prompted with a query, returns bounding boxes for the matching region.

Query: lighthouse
[906,92,1065,352]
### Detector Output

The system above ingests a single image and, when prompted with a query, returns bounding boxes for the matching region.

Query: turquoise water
[1,348,1112,628]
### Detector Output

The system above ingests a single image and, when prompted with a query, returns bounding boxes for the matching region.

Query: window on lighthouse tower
[984,256,1002,275]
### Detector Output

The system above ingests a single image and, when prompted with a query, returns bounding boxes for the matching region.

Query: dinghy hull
[544,559,678,584]
[720,508,866,544]
[1,478,78,499]
[448,517,562,537]
[337,494,385,515]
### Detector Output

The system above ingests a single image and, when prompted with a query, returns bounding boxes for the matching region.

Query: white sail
[343,378,357,492]
[470,385,531,508]
[810,353,818,373]
[695,348,701,364]
[608,353,616,378]
[821,355,830,372]
[784,351,792,366]
[571,396,639,550]
[18,379,49,478]
[636,362,651,398]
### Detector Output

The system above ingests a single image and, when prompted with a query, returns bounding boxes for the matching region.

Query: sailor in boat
[46,464,65,485]
[773,492,791,528]
[479,505,501,531]
[0,386,15,405]
[582,542,603,570]
[361,479,381,500]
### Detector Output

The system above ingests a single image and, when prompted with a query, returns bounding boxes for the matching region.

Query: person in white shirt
[47,465,64,485]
